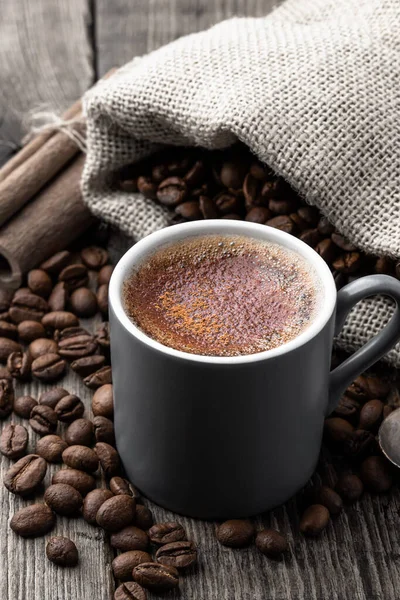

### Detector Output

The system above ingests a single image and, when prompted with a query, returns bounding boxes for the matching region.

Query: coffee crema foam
[123,234,323,357]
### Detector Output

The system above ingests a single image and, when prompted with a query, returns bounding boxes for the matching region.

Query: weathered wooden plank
[96,0,281,75]
[0,0,93,145]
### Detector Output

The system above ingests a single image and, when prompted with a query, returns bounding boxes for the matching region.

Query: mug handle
[327,274,400,415]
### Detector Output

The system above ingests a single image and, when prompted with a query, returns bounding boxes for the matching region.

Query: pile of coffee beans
[116,143,400,289]
[0,233,197,599]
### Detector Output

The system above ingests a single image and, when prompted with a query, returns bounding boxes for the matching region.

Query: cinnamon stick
[0,155,94,288]
[0,99,81,183]
[0,120,84,227]
[0,67,117,227]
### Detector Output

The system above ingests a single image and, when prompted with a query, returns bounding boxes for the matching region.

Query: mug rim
[109,220,337,364]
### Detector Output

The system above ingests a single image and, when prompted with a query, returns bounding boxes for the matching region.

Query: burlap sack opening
[82,0,400,366]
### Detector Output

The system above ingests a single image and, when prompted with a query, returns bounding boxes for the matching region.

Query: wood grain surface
[1,1,400,599]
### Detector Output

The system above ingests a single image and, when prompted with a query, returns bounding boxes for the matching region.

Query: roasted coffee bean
[360,456,393,493]
[134,505,154,531]
[71,355,106,377]
[112,551,152,581]
[111,526,150,552]
[46,536,79,567]
[332,252,362,274]
[245,206,272,224]
[0,289,12,312]
[52,468,96,496]
[358,399,384,430]
[29,405,58,435]
[157,177,187,206]
[58,333,97,360]
[137,176,157,200]
[0,337,22,362]
[255,529,288,558]
[347,375,390,401]
[14,395,37,419]
[27,269,52,298]
[317,216,335,236]
[36,435,68,462]
[199,196,218,219]
[17,320,46,343]
[133,562,179,591]
[55,394,85,422]
[0,377,14,419]
[41,250,72,275]
[82,488,114,525]
[222,213,242,220]
[148,522,186,545]
[335,473,364,502]
[48,282,69,312]
[4,454,47,496]
[7,351,32,380]
[324,417,354,444]
[331,233,357,252]
[184,160,205,187]
[98,265,114,286]
[58,264,89,291]
[299,505,330,536]
[220,160,248,189]
[155,541,197,569]
[269,198,297,215]
[343,429,376,461]
[65,418,94,446]
[10,504,55,537]
[216,519,254,548]
[314,238,337,263]
[42,311,79,332]
[265,215,295,234]
[29,337,58,359]
[97,284,109,316]
[84,366,112,389]
[110,477,141,500]
[0,423,28,459]
[10,291,48,323]
[175,200,202,220]
[96,494,136,532]
[249,162,270,181]
[95,442,120,477]
[332,395,360,424]
[119,177,138,192]
[69,287,98,318]
[95,322,110,352]
[288,212,308,231]
[214,192,242,215]
[81,246,109,269]
[31,353,66,382]
[0,320,18,339]
[299,228,321,247]
[93,416,115,445]
[44,483,83,516]
[374,256,394,275]
[62,445,99,472]
[39,387,68,408]
[313,485,343,515]
[92,384,114,419]
[114,582,147,600]
[297,206,319,227]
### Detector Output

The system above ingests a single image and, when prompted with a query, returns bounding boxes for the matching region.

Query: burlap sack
[82,0,400,366]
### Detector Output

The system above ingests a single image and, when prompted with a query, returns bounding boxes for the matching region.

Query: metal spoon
[378,407,400,467]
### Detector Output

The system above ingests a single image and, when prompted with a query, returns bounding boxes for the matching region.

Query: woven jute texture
[82,0,400,366]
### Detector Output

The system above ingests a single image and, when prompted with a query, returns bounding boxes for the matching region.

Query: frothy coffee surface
[124,234,322,356]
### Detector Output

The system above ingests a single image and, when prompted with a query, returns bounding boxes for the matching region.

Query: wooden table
[0,2,399,599]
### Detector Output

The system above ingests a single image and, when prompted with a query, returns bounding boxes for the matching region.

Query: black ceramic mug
[109,220,400,519]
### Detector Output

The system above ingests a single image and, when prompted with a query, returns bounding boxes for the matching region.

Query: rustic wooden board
[95,0,281,75]
[1,0,400,599]
[0,0,93,146]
